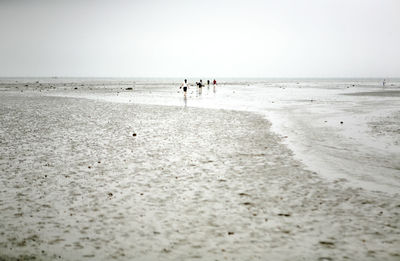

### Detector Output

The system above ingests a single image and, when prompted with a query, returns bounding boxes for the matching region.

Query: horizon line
[0,76,398,79]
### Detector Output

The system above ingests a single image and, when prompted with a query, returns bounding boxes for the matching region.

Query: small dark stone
[340,121,343,124]
[126,87,133,90]
[132,133,137,137]
[108,192,113,197]
[318,257,333,261]
[74,87,78,90]
[228,231,234,235]
[319,241,335,246]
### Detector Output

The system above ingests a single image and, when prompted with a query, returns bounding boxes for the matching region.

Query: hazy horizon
[1,0,399,78]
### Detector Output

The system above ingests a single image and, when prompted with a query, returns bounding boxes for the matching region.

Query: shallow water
[16,77,400,193]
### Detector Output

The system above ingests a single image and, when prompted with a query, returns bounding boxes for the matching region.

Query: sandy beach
[1,0,400,259]
[1,80,400,260]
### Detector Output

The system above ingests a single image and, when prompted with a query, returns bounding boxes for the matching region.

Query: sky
[0,0,399,78]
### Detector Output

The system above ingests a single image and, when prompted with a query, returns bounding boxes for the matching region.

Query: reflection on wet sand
[0,79,399,261]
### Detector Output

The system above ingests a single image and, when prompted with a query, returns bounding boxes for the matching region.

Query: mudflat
[0,92,399,260]
[343,90,400,97]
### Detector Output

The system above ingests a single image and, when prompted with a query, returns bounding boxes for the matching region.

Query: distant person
[207,80,210,89]
[180,79,188,97]
[213,79,217,93]
[198,79,203,94]
[383,79,386,87]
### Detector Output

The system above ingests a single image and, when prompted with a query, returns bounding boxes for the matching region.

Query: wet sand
[38,79,400,193]
[0,92,399,260]
[344,90,400,97]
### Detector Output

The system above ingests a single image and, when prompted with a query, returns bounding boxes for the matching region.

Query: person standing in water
[180,79,188,97]
[213,79,217,93]
[198,79,203,95]
[383,79,386,87]
[207,80,210,89]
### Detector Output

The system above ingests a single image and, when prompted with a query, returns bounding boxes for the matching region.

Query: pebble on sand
[319,241,335,246]
[132,133,137,136]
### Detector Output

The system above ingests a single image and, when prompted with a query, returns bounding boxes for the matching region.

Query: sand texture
[344,90,400,97]
[0,92,399,260]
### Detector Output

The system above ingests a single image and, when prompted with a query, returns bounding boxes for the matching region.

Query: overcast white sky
[0,0,399,78]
